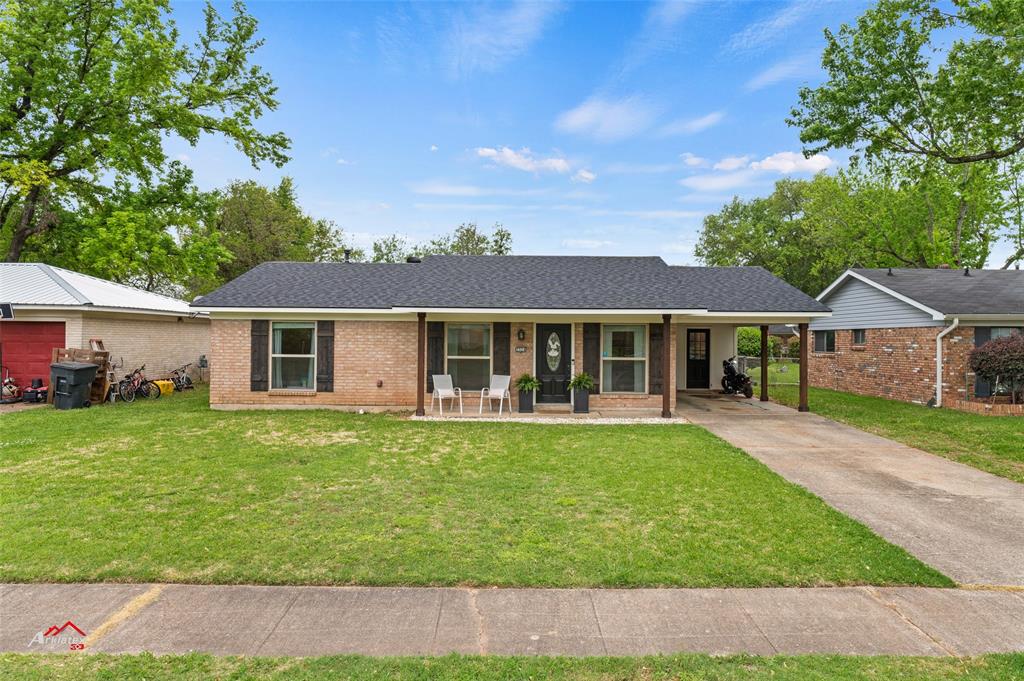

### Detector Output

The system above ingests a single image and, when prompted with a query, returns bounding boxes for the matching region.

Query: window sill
[599,391,650,397]
[268,389,317,397]
[851,345,867,351]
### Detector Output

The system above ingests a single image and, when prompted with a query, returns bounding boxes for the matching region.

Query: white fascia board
[192,306,394,315]
[13,304,198,318]
[950,314,1024,323]
[698,311,832,319]
[818,270,944,321]
[389,307,708,315]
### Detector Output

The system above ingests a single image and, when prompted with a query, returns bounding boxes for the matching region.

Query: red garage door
[0,321,65,388]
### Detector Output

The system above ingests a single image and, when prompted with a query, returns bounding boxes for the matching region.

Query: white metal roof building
[0,264,208,388]
[1,263,195,315]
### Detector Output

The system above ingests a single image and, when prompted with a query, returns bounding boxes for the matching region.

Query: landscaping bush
[737,327,781,358]
[969,334,1024,403]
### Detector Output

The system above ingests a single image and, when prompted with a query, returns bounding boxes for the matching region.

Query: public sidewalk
[3,583,1023,658]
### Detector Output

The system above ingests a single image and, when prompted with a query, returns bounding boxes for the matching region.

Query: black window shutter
[493,323,510,375]
[649,323,664,395]
[250,320,269,391]
[427,322,444,392]
[974,326,991,398]
[583,323,601,394]
[316,321,334,392]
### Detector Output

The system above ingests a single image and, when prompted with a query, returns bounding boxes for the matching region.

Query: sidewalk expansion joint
[863,586,957,657]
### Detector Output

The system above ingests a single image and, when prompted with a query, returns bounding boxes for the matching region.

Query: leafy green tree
[790,0,1024,166]
[371,223,513,262]
[18,163,227,295]
[0,0,289,262]
[214,178,362,284]
[737,327,781,358]
[370,234,411,263]
[696,163,1006,294]
[414,222,513,256]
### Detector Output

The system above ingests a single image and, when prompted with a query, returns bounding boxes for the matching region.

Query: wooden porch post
[662,314,672,418]
[798,322,809,412]
[416,312,426,416]
[759,324,769,402]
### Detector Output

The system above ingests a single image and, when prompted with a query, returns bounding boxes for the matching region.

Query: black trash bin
[50,361,100,410]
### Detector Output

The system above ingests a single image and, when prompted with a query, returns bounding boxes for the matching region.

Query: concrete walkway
[2,583,1023,657]
[677,394,1024,586]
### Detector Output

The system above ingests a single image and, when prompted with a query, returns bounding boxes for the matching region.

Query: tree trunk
[4,187,50,262]
[4,187,41,261]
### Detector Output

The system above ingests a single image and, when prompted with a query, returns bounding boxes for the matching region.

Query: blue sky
[167,0,874,263]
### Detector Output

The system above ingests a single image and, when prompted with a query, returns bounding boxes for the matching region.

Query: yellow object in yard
[154,380,175,396]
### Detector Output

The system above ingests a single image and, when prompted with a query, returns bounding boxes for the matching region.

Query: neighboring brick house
[0,263,209,388]
[809,268,1024,407]
[192,256,831,415]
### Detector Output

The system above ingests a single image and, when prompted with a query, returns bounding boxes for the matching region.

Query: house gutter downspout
[934,317,959,408]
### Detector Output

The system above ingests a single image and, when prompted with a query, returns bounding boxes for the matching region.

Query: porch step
[534,403,572,414]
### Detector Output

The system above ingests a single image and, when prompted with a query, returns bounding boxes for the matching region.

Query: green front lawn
[0,389,948,587]
[773,386,1024,484]
[2,652,1022,680]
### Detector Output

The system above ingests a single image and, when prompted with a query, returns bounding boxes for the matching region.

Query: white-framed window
[852,329,867,345]
[601,324,646,393]
[990,327,1022,340]
[446,323,491,391]
[814,330,835,353]
[271,321,316,390]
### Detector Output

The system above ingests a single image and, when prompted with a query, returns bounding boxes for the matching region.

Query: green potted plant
[567,371,595,413]
[514,373,541,413]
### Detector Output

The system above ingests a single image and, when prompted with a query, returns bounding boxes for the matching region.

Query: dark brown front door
[536,324,571,402]
[686,328,710,389]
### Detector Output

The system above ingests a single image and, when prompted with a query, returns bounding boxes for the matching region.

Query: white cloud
[680,152,708,167]
[554,96,658,142]
[446,1,563,77]
[430,145,439,152]
[572,168,597,184]
[563,238,615,249]
[175,153,191,162]
[659,111,725,136]
[750,151,833,173]
[745,54,818,92]
[336,158,354,166]
[726,1,815,54]
[713,155,750,171]
[679,170,761,192]
[409,180,548,197]
[475,146,571,174]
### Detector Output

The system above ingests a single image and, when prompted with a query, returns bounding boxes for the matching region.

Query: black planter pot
[573,388,589,413]
[518,390,534,414]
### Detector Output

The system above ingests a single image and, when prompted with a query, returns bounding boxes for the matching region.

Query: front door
[686,328,710,389]
[536,324,571,402]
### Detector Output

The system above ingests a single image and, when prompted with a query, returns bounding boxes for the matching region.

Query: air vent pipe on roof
[406,256,422,263]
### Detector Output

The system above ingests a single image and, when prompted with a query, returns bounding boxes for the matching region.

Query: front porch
[414,314,814,418]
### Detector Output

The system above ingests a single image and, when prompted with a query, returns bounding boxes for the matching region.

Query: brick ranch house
[192,256,830,415]
[809,268,1024,409]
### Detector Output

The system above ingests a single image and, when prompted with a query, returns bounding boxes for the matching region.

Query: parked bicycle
[170,363,194,391]
[118,364,160,403]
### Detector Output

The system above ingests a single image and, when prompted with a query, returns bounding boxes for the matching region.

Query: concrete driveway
[677,393,1024,586]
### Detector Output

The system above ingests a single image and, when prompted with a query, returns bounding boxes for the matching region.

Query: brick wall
[808,326,975,405]
[76,313,210,380]
[210,319,419,408]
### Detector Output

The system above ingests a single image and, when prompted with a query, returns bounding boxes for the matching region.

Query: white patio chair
[430,374,463,415]
[479,374,512,415]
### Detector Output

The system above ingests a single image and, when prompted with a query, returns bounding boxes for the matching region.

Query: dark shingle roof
[193,256,829,313]
[852,268,1024,316]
